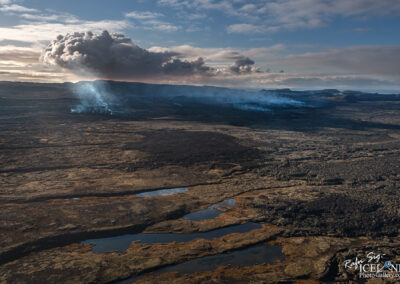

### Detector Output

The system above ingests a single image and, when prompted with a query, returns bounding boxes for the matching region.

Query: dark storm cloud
[41,30,215,79]
[162,57,212,75]
[229,57,260,74]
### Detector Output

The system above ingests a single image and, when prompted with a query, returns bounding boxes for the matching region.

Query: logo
[344,252,400,279]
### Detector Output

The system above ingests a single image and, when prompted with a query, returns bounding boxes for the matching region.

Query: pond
[81,222,261,253]
[183,198,236,221]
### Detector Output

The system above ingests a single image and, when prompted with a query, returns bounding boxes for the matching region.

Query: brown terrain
[1,81,400,283]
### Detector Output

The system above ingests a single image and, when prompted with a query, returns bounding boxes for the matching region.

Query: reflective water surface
[81,222,261,253]
[183,199,236,221]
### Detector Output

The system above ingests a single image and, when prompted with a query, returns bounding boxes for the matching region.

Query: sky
[1,0,400,90]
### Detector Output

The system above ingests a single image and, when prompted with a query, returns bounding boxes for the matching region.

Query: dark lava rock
[252,191,400,237]
[122,130,263,169]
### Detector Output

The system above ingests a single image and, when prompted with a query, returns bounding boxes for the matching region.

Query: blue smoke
[70,81,117,114]
[69,81,306,115]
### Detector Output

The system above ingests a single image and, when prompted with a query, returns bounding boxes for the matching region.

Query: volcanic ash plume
[40,31,214,80]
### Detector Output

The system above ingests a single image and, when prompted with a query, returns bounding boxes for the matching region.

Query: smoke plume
[41,30,214,80]
[68,80,305,115]
[69,81,118,114]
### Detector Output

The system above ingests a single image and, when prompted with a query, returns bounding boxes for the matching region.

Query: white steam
[70,81,118,114]
[155,85,304,111]
[66,81,306,115]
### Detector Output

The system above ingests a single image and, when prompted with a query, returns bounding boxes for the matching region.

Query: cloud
[238,4,257,13]
[35,36,400,89]
[149,45,240,60]
[258,0,400,30]
[124,10,179,32]
[0,69,71,81]
[353,28,372,33]
[41,31,214,80]
[194,71,400,90]
[140,19,180,32]
[158,0,400,32]
[0,45,40,64]
[0,1,139,83]
[148,44,285,62]
[157,0,184,8]
[0,1,131,42]
[227,24,266,34]
[277,46,400,76]
[229,57,260,74]
[158,0,233,12]
[148,44,282,75]
[0,43,76,82]
[2,19,398,90]
[158,0,241,19]
[18,13,79,23]
[125,11,164,20]
[0,20,131,42]
[0,4,38,13]
[162,57,212,75]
